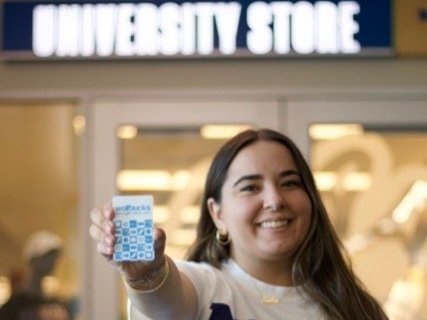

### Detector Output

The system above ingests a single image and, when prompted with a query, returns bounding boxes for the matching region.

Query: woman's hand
[90,201,198,319]
[89,201,167,284]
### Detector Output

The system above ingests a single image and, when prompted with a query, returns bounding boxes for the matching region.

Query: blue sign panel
[1,0,392,60]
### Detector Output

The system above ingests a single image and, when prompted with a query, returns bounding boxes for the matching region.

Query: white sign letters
[32,1,361,58]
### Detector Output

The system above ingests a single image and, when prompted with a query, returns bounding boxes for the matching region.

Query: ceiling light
[343,172,372,191]
[116,170,191,191]
[314,171,337,191]
[200,124,252,139]
[172,171,192,190]
[72,115,85,135]
[117,125,138,139]
[314,171,372,192]
[309,124,364,140]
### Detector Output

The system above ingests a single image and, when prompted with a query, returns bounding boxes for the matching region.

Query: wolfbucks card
[112,195,154,262]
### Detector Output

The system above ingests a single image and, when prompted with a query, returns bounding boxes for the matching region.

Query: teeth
[260,220,289,228]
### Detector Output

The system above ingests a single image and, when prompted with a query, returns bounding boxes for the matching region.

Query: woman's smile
[258,218,291,229]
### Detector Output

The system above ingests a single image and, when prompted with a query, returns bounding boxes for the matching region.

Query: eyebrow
[232,169,300,187]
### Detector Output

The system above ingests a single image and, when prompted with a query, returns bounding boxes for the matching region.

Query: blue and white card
[112,195,154,262]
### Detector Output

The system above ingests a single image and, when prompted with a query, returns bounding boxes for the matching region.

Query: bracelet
[125,259,170,293]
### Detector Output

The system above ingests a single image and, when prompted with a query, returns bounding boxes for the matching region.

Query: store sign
[1,0,392,60]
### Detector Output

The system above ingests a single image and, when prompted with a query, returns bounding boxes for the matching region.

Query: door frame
[81,97,280,320]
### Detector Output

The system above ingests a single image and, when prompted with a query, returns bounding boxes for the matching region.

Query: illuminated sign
[1,0,392,60]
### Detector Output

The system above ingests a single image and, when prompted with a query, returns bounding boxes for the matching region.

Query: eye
[240,184,260,193]
[281,178,302,188]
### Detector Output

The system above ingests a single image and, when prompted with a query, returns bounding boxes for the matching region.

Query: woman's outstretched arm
[89,201,198,319]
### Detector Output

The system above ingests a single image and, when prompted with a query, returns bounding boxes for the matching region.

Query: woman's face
[208,140,312,268]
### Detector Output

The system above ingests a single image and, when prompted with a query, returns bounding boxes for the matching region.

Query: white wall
[1,59,427,98]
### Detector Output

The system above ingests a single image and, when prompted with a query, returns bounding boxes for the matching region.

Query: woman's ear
[207,197,225,230]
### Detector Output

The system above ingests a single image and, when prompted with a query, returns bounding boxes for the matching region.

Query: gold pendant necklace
[251,278,290,305]
[261,296,280,305]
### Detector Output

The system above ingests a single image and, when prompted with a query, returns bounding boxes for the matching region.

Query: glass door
[286,100,427,320]
[83,98,279,320]
[0,102,81,319]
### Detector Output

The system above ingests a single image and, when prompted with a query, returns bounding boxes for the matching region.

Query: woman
[90,128,388,319]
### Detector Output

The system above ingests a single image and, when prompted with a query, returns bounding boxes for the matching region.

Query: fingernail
[105,236,113,245]
[104,222,113,232]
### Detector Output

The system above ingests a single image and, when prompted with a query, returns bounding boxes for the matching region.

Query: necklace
[261,295,281,305]
[250,277,292,305]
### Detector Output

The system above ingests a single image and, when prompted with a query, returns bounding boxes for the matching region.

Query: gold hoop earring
[216,230,231,245]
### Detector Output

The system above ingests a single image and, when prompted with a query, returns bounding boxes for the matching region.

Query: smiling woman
[90,128,389,320]
[207,140,312,284]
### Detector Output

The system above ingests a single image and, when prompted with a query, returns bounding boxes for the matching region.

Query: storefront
[1,0,426,319]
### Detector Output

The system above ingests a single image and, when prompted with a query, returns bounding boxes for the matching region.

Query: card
[112,195,154,262]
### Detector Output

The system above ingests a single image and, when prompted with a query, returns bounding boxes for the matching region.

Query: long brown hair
[186,128,388,320]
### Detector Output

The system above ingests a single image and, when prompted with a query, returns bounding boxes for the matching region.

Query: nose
[263,184,285,211]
